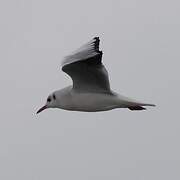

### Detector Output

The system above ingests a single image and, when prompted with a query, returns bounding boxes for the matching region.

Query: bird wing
[61,37,111,93]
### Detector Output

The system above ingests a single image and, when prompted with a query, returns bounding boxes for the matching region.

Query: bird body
[37,37,155,114]
[53,86,119,112]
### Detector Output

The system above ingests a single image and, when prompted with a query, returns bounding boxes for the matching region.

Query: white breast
[65,91,119,112]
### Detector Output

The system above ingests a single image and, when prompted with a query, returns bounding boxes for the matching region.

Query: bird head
[36,93,57,114]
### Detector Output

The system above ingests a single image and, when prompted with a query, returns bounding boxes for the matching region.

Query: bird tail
[128,103,155,111]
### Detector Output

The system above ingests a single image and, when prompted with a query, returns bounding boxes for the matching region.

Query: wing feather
[61,37,111,93]
[61,37,101,66]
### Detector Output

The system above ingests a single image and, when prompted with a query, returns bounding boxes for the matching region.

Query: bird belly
[66,92,119,112]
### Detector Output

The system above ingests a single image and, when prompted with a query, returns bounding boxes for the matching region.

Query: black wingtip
[94,36,100,40]
[93,37,101,52]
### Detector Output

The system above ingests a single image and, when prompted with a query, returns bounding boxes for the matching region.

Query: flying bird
[37,37,155,113]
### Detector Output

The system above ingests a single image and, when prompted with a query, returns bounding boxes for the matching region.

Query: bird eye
[47,97,51,102]
[53,94,56,100]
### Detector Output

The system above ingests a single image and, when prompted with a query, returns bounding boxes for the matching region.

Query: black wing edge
[62,37,103,70]
[93,37,103,55]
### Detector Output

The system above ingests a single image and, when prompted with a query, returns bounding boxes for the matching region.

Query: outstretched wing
[61,37,111,93]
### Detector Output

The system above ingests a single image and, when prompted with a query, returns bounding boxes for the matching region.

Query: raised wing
[61,37,111,93]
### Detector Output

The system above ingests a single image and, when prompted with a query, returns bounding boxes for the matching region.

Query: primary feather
[61,37,111,93]
[61,37,102,67]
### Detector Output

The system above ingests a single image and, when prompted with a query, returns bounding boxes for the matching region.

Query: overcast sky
[0,0,180,179]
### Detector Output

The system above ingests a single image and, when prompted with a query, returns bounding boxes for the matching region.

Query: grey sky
[0,0,180,179]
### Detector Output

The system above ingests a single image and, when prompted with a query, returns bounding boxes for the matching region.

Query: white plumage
[37,37,155,113]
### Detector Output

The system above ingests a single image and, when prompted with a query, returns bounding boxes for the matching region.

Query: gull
[37,37,155,113]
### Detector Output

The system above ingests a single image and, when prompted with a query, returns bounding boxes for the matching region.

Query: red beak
[36,105,47,114]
